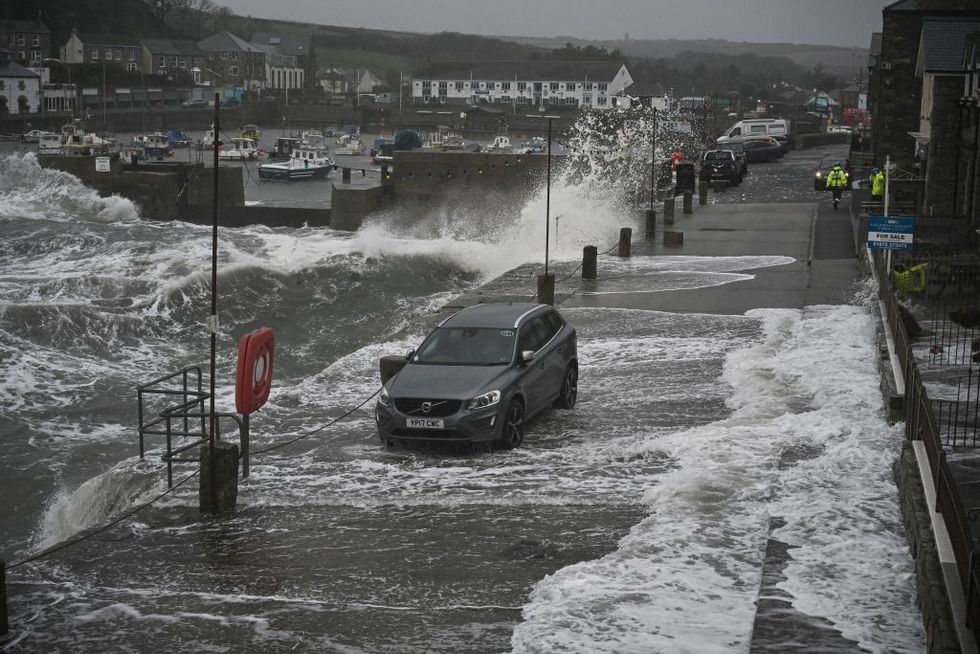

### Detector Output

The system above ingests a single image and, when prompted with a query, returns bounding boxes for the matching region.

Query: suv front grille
[393,398,462,417]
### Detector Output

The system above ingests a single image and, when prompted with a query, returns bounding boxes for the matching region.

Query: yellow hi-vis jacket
[826,166,848,188]
[871,171,885,197]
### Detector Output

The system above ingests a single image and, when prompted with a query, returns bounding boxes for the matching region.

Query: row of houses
[867,0,980,218]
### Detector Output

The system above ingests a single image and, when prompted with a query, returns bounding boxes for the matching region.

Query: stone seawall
[893,443,961,653]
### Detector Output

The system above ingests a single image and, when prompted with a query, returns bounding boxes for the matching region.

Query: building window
[503,81,511,90]
[597,83,607,91]
[517,95,527,104]
[159,56,166,67]
[0,81,5,91]
[31,49,41,62]
[455,81,464,91]
[221,52,229,60]
[229,65,238,76]
[115,49,121,60]
[17,35,24,46]
[232,51,238,60]
[127,62,137,71]
[550,82,559,91]
[129,49,136,61]
[105,50,112,60]
[91,48,99,61]
[179,59,186,69]
[32,35,39,46]
[18,80,25,91]
[517,82,526,91]
[597,96,607,105]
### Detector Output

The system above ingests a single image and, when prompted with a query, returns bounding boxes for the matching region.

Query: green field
[314,47,418,77]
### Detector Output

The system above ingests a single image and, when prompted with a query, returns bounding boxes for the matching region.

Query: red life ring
[235,327,275,415]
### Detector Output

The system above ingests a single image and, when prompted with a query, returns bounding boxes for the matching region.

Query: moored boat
[257,146,334,181]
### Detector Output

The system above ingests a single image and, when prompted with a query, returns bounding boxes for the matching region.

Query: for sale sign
[868,216,915,250]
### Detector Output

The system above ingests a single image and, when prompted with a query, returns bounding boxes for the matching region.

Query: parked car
[717,118,789,145]
[718,140,749,178]
[21,129,53,143]
[699,149,741,186]
[814,157,849,191]
[181,97,208,108]
[376,303,578,449]
[738,136,783,163]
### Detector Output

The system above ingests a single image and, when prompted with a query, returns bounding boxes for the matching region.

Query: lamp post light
[527,113,560,304]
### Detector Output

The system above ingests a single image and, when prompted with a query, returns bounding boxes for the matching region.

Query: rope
[523,241,621,300]
[6,470,199,571]
[250,387,381,456]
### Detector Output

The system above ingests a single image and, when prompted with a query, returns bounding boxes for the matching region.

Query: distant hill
[501,36,868,77]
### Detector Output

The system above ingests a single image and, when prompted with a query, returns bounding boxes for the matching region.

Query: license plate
[407,417,444,429]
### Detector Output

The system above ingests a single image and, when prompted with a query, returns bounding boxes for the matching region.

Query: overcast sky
[217,0,884,48]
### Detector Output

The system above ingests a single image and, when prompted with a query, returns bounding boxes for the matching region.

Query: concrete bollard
[664,231,684,247]
[342,167,351,184]
[537,273,555,305]
[582,246,597,279]
[683,192,694,214]
[644,209,656,241]
[1,559,7,637]
[663,196,675,225]
[200,441,239,515]
[379,355,408,384]
[699,181,708,205]
[618,228,632,258]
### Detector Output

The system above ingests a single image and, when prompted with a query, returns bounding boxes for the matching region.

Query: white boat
[486,135,512,153]
[62,125,113,156]
[334,133,363,156]
[37,132,64,155]
[299,131,328,148]
[218,137,259,161]
[257,146,334,181]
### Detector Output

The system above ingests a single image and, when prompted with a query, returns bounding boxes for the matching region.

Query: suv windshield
[414,327,515,365]
[704,151,732,161]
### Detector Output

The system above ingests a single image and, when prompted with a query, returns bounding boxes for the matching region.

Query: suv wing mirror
[521,350,535,364]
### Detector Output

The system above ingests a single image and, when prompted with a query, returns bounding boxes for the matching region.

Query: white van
[37,133,63,156]
[717,119,789,145]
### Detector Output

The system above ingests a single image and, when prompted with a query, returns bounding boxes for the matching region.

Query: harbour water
[0,123,926,651]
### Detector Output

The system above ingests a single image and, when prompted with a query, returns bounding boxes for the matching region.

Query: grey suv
[376,303,578,449]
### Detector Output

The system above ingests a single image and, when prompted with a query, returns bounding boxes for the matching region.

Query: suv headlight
[467,390,501,411]
[378,387,391,407]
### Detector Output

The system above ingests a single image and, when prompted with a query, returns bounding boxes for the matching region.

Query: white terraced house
[411,61,633,110]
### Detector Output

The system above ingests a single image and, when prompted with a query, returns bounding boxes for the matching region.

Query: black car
[739,136,783,163]
[699,150,741,186]
[376,303,578,449]
[814,157,838,191]
[719,141,749,178]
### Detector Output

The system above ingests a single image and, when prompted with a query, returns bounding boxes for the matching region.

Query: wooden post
[644,209,656,240]
[699,181,708,205]
[537,273,555,305]
[582,245,597,279]
[664,230,684,247]
[342,167,351,183]
[663,196,675,225]
[200,441,239,515]
[617,228,632,258]
[683,192,694,214]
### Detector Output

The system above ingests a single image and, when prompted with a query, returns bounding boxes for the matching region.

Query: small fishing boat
[257,146,334,181]
[218,137,259,161]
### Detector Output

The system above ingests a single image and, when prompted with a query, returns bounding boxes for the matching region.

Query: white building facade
[253,41,303,91]
[0,49,41,113]
[411,62,633,110]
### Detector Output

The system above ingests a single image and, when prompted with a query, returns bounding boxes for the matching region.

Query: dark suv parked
[376,303,578,449]
[700,150,741,186]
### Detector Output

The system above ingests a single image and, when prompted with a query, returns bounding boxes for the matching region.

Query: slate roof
[0,49,40,78]
[0,19,50,34]
[74,32,141,47]
[141,38,205,57]
[251,31,312,58]
[420,61,626,83]
[198,31,263,53]
[919,19,980,72]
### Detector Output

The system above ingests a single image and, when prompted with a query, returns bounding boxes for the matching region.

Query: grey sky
[217,0,884,48]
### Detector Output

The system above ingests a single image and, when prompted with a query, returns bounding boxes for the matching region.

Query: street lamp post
[527,113,560,304]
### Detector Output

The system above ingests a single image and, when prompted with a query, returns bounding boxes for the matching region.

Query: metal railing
[877,249,980,635]
[137,366,249,487]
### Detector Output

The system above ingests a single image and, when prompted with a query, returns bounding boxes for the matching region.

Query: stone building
[140,39,207,84]
[62,30,143,72]
[0,16,51,67]
[410,61,633,110]
[0,48,41,113]
[197,31,265,91]
[915,18,980,215]
[870,1,979,166]
[251,31,314,92]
